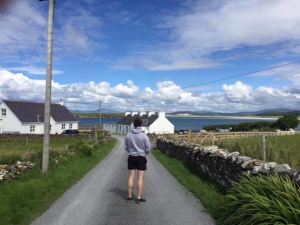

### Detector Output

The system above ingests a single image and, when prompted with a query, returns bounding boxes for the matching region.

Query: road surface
[32,136,215,225]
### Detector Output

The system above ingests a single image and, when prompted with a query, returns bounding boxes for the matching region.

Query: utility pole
[99,100,102,130]
[42,0,55,175]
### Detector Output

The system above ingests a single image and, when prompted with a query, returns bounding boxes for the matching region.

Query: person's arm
[124,137,129,152]
[144,136,151,155]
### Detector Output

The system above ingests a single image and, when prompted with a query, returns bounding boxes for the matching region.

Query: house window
[30,125,35,133]
[1,108,6,116]
[62,124,66,130]
[69,124,72,129]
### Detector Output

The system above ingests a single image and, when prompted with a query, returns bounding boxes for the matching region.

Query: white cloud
[117,0,300,71]
[0,0,103,64]
[223,81,253,103]
[1,69,300,112]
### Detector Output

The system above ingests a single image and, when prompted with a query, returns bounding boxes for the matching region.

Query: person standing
[124,117,150,203]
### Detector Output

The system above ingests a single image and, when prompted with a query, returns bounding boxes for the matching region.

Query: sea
[79,116,300,131]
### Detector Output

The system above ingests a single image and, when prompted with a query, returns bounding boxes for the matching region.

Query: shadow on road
[108,187,128,200]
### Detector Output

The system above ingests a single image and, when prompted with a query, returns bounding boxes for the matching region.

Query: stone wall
[157,137,300,189]
[0,161,35,183]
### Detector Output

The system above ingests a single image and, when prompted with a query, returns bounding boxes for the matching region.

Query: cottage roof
[117,114,158,127]
[3,100,78,123]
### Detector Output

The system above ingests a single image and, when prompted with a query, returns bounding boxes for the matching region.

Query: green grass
[152,149,224,219]
[0,139,116,225]
[216,134,300,169]
[0,135,91,164]
[218,175,300,225]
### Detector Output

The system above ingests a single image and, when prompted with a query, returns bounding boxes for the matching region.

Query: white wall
[0,101,23,134]
[52,121,79,134]
[103,123,117,133]
[149,117,174,134]
[116,124,131,134]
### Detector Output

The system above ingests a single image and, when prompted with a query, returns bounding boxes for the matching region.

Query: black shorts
[128,155,147,171]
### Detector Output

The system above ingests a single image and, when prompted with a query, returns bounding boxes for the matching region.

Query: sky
[1,0,300,112]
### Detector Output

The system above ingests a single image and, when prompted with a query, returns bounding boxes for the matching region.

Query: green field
[216,134,300,169]
[0,134,98,164]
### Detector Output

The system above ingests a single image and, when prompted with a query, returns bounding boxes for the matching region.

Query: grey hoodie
[124,127,151,157]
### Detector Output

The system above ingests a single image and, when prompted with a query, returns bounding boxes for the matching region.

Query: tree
[273,114,299,130]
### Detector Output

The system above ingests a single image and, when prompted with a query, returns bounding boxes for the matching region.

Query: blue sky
[1,0,300,112]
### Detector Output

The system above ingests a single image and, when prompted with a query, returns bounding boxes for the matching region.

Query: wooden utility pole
[42,0,55,174]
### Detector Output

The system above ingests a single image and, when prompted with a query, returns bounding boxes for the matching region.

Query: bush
[218,175,300,225]
[74,142,95,157]
[273,114,299,130]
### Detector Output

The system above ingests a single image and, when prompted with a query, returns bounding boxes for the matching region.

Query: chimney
[139,111,146,116]
[125,112,131,116]
[147,111,155,117]
[158,112,165,118]
[59,99,64,106]
[131,112,138,116]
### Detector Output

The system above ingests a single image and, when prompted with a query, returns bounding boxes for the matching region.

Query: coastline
[166,114,279,120]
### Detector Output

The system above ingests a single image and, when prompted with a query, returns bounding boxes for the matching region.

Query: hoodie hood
[131,127,144,134]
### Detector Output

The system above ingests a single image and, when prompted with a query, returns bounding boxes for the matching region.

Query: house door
[0,119,3,133]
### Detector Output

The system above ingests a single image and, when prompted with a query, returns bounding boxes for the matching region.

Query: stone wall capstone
[157,137,300,189]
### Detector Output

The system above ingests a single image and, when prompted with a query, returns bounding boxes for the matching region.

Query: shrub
[74,142,95,157]
[218,175,300,225]
[273,114,299,130]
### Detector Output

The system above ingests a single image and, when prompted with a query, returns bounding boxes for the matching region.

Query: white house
[103,111,174,134]
[0,100,79,134]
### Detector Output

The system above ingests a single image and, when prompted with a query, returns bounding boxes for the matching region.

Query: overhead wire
[24,20,48,71]
[182,59,300,89]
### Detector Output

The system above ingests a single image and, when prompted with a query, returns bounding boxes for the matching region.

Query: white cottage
[103,111,174,134]
[0,100,79,134]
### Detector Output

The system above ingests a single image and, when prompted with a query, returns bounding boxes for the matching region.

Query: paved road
[32,136,215,225]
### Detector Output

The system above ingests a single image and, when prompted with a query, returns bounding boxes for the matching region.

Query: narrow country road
[32,136,215,225]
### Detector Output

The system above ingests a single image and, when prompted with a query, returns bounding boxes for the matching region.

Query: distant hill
[72,108,120,114]
[169,109,300,117]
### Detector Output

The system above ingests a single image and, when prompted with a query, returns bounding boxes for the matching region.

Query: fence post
[261,135,266,161]
[188,130,192,144]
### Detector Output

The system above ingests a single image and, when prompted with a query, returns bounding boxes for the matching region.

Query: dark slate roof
[117,114,158,127]
[3,100,78,123]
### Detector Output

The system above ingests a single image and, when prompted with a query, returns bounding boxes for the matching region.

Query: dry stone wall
[0,161,35,183]
[157,137,300,189]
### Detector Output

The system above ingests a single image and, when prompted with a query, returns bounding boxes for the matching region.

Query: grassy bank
[152,149,224,219]
[216,134,300,169]
[0,139,116,225]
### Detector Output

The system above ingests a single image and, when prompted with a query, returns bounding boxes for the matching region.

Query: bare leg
[137,170,145,199]
[128,170,136,198]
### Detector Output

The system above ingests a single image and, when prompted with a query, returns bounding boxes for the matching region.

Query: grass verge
[0,139,116,225]
[152,149,224,219]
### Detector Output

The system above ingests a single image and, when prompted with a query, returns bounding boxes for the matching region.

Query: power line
[25,20,48,70]
[182,59,300,89]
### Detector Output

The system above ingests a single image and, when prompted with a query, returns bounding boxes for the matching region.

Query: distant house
[103,112,175,134]
[0,100,78,134]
